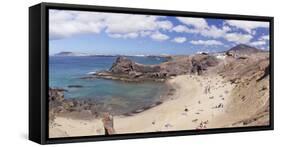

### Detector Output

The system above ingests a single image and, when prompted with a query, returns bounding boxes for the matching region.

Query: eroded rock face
[218,54,269,82]
[49,88,99,120]
[92,55,220,82]
[110,57,161,74]
[215,52,270,126]
[110,57,134,74]
[49,88,65,102]
[95,56,166,81]
[102,112,115,135]
[191,54,219,75]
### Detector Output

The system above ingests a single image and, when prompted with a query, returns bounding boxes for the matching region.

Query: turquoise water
[49,56,168,114]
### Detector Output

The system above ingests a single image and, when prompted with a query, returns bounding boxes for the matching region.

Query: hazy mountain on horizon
[51,44,268,57]
[225,44,268,56]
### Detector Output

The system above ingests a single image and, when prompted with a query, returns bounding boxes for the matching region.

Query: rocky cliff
[91,54,219,82]
[49,88,99,121]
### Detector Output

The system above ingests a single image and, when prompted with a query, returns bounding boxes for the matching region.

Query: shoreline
[50,78,172,117]
[49,52,270,138]
[113,74,235,133]
[48,46,270,138]
[49,74,237,137]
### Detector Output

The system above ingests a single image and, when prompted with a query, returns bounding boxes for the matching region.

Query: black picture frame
[29,2,274,144]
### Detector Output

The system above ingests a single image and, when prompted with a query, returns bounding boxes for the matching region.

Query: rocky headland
[49,88,99,122]
[84,53,219,82]
[49,44,270,137]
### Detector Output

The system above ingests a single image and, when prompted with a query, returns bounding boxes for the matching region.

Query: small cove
[49,56,169,114]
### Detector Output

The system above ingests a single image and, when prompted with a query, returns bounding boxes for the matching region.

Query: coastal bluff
[88,54,219,82]
[49,44,270,137]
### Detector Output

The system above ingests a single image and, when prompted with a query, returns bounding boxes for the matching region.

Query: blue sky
[49,9,270,55]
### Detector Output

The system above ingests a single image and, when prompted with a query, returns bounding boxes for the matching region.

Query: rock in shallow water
[67,85,83,88]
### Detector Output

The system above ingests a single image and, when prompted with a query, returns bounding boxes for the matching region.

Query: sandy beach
[46,10,271,139]
[115,74,234,133]
[49,74,236,137]
[49,117,105,138]
[49,50,270,138]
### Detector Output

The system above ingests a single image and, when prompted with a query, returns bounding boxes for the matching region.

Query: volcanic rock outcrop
[49,88,99,121]
[91,54,219,82]
[215,48,270,127]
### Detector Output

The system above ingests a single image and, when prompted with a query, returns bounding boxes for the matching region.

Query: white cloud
[251,30,257,35]
[105,14,160,34]
[259,35,269,41]
[177,17,208,29]
[49,10,107,40]
[250,40,266,46]
[139,31,152,37]
[190,40,223,45]
[157,20,173,30]
[249,35,270,49]
[173,20,231,39]
[224,33,253,44]
[172,25,198,33]
[201,25,230,38]
[49,10,173,40]
[172,37,187,43]
[174,18,269,45]
[172,25,187,33]
[150,32,169,41]
[225,20,269,33]
[49,10,269,48]
[108,32,139,39]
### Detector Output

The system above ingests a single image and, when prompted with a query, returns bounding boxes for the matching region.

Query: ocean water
[49,56,168,114]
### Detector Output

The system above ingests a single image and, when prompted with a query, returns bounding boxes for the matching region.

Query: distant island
[52,51,91,56]
[52,44,268,58]
[52,51,171,58]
